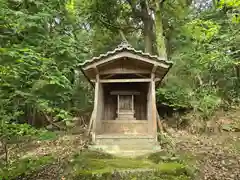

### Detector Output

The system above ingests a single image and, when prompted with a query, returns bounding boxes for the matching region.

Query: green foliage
[3,0,240,178]
[158,5,240,117]
[0,0,238,124]
[183,19,220,42]
[0,121,57,164]
[80,1,235,119]
[0,0,92,128]
[0,156,54,179]
[37,130,58,141]
[218,0,240,23]
[0,123,38,143]
[0,0,239,165]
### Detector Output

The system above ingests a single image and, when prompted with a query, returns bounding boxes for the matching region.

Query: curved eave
[78,46,173,69]
[77,47,173,87]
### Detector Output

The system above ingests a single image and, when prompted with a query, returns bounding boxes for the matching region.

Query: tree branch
[42,112,66,130]
[197,74,203,86]
[119,29,127,41]
[126,0,145,19]
[97,13,140,34]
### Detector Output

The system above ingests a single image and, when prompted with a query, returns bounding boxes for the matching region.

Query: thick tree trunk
[154,3,167,58]
[127,0,155,54]
[140,1,154,54]
[143,20,153,54]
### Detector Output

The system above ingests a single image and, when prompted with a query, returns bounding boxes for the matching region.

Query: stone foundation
[91,134,160,157]
[101,120,148,134]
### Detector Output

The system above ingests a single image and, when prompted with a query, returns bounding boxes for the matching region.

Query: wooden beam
[99,68,151,75]
[91,78,151,83]
[152,64,157,73]
[110,91,140,95]
[136,73,149,78]
[93,65,99,74]
[83,52,169,70]
[102,74,116,79]
[155,78,161,82]
[152,65,160,82]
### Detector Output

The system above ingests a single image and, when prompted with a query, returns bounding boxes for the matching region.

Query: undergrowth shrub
[0,122,57,165]
[0,156,54,179]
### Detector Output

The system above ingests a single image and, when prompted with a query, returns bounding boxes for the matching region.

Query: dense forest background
[1,0,239,128]
[0,0,239,179]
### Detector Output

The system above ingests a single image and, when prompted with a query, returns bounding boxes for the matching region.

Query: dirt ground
[1,119,240,179]
[173,130,240,180]
[14,130,240,180]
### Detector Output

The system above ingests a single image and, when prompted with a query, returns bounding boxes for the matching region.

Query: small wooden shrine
[79,42,172,151]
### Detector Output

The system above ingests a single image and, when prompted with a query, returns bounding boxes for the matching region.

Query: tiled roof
[79,41,173,67]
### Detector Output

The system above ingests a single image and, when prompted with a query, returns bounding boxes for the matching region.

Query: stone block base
[90,134,160,157]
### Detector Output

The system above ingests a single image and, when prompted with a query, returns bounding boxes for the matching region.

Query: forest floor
[1,130,239,180]
[173,130,240,180]
[1,120,240,179]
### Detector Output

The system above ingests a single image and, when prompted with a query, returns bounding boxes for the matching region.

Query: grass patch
[147,151,181,164]
[147,150,198,177]
[0,155,54,179]
[0,150,197,179]
[68,150,195,180]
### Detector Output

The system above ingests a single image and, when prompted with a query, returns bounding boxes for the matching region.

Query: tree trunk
[3,142,8,165]
[140,1,154,54]
[143,20,153,54]
[154,3,167,58]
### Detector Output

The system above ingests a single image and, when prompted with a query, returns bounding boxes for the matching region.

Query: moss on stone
[0,150,196,179]
[73,170,192,180]
[147,151,181,164]
[68,150,194,180]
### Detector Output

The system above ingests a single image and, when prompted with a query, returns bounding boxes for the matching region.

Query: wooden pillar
[117,95,120,116]
[92,73,99,141]
[147,82,152,134]
[151,73,157,138]
[131,95,134,112]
